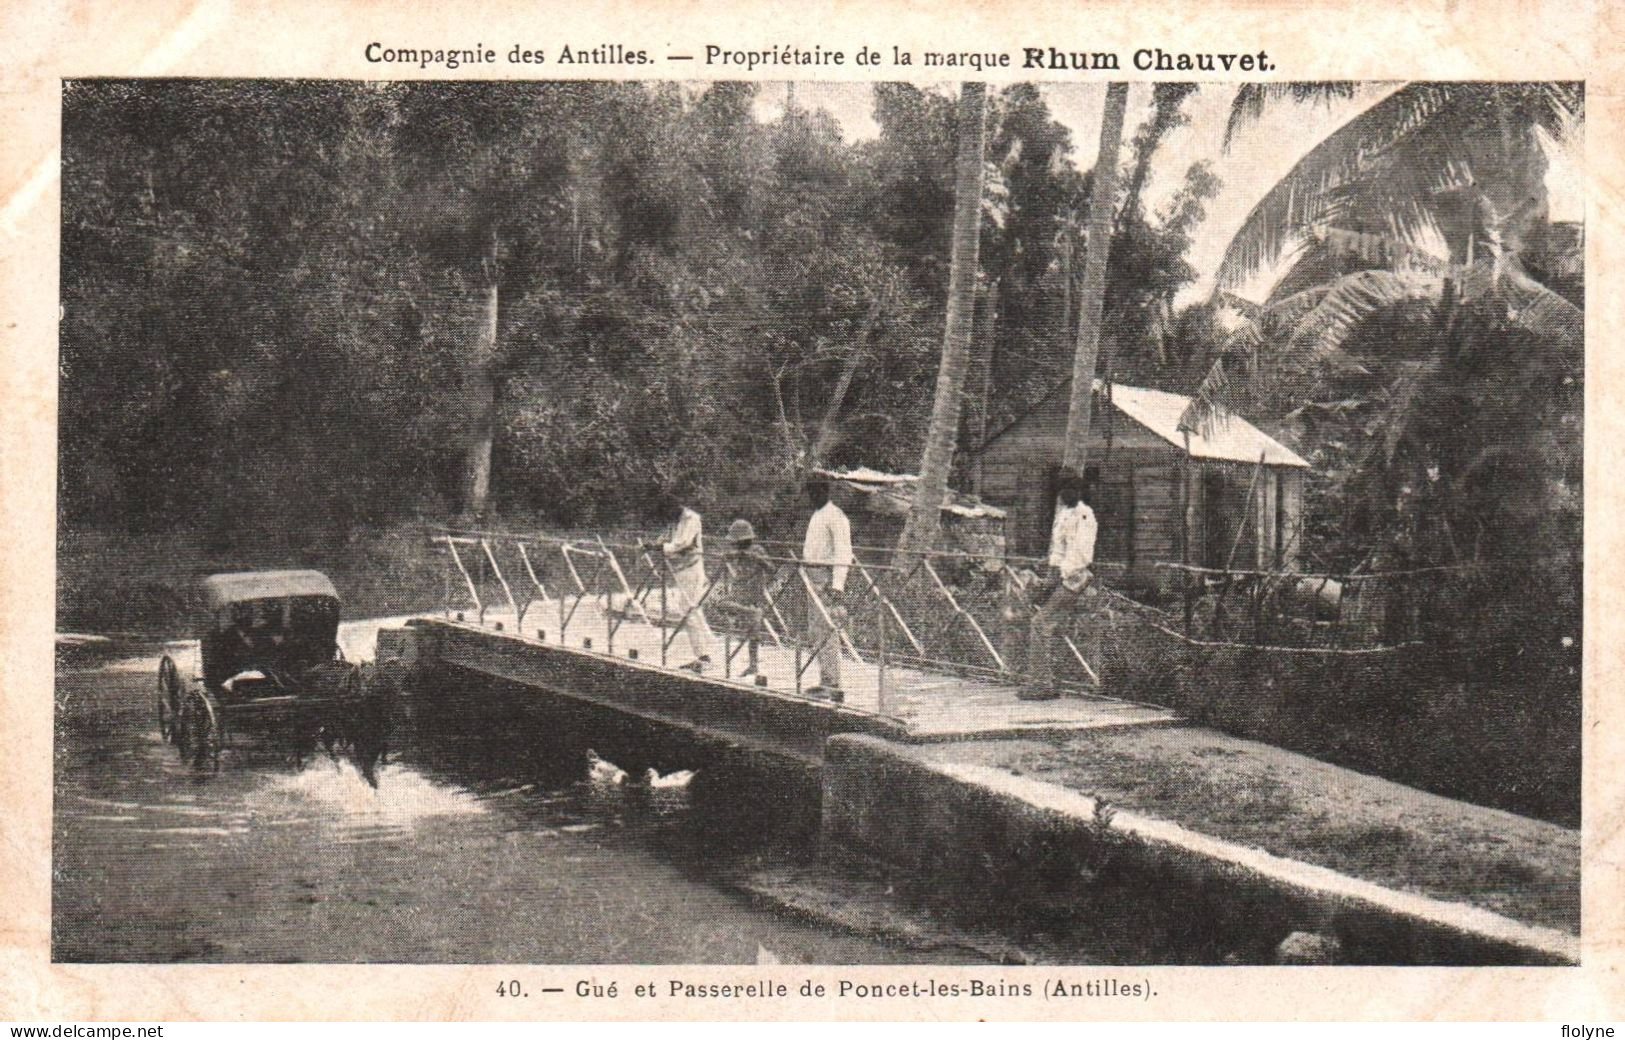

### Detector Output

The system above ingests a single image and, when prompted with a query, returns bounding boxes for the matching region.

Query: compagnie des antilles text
[363,42,1276,73]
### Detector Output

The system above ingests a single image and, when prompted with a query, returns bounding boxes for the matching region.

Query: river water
[52,638,1002,964]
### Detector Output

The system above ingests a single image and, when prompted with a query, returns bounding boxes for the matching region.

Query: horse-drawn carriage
[155,570,385,770]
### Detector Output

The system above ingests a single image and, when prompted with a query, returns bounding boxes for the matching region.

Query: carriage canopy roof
[200,570,340,610]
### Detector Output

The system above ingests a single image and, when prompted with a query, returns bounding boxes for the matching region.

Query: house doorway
[1203,470,1257,569]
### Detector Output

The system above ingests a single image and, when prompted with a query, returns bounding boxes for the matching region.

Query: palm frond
[1451,252,1583,345]
[1217,83,1456,289]
[1178,358,1240,438]
[1223,83,1360,149]
[1380,361,1440,464]
[1286,268,1440,362]
[1306,224,1453,276]
[1510,287,1584,344]
[1215,83,1582,291]
[1222,284,1329,361]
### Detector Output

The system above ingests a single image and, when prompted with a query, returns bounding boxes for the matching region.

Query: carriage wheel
[156,655,182,742]
[178,687,223,772]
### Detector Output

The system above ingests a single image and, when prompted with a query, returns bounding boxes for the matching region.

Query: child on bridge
[712,519,785,679]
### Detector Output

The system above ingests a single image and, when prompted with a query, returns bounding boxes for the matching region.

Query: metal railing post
[877,592,887,717]
[515,541,553,617]
[557,545,568,643]
[481,537,520,631]
[444,536,484,624]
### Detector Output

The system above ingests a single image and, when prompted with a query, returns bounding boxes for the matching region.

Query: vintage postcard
[2,0,1620,1023]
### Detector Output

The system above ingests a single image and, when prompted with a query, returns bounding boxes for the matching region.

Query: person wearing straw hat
[714,519,782,679]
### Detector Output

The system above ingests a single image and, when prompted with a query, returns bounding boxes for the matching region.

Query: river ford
[52,636,1007,964]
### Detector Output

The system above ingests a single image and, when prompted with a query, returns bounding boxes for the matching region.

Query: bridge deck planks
[423,595,1177,747]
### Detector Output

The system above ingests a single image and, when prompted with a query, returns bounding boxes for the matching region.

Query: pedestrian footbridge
[391,528,1177,765]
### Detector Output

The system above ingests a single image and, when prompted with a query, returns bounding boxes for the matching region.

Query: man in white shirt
[646,498,717,672]
[800,477,854,700]
[1022,474,1097,700]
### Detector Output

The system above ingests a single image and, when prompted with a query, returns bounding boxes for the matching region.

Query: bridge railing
[427,525,1119,707]
[1154,561,1474,650]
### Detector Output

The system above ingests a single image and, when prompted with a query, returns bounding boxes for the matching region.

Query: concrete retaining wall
[821,734,1578,966]
[405,618,905,766]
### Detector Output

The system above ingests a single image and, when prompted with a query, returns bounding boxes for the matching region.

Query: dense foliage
[60,79,1581,653]
[1214,83,1584,684]
[60,80,1215,543]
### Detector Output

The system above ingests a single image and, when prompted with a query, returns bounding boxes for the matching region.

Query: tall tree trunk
[461,279,498,519]
[970,279,999,496]
[899,82,988,554]
[1061,82,1129,477]
[1057,227,1074,348]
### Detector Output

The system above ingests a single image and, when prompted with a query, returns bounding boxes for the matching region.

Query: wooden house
[975,380,1310,578]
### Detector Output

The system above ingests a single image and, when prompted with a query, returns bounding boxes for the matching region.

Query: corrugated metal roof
[979,377,1312,470]
[200,570,340,609]
[1098,380,1310,468]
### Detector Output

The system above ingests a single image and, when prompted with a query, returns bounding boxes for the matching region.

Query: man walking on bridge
[646,497,717,673]
[1021,474,1096,700]
[800,477,853,701]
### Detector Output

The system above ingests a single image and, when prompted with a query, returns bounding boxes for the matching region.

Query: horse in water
[284,664,393,786]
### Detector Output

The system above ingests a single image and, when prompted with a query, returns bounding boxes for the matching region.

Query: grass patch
[988,726,1579,934]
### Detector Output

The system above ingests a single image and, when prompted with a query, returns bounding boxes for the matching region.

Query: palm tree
[1226,84,1578,269]
[1211,82,1583,578]
[1061,82,1130,475]
[1217,82,1581,304]
[899,82,987,553]
[1205,83,1582,430]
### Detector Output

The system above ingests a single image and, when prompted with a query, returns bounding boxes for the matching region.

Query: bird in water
[643,767,695,790]
[584,749,627,785]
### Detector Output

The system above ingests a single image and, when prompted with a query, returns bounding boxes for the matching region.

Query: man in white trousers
[646,497,717,673]
[800,477,854,700]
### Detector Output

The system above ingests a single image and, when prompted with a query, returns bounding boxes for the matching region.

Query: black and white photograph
[51,76,1583,970]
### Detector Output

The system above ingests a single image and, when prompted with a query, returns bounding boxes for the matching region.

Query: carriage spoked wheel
[176,686,224,772]
[156,655,182,743]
